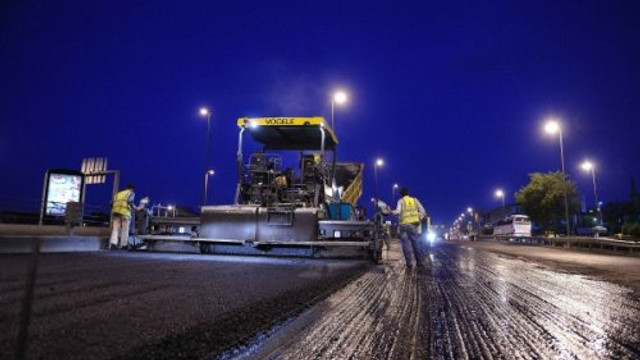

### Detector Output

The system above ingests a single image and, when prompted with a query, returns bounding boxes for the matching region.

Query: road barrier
[490,235,640,254]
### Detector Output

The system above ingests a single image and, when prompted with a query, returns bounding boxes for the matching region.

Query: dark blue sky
[1,0,639,224]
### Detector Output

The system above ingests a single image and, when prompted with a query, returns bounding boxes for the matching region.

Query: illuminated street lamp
[392,183,399,198]
[495,189,505,208]
[581,160,600,222]
[544,118,570,235]
[200,107,213,205]
[331,90,348,133]
[467,207,473,214]
[373,158,384,205]
[204,169,215,205]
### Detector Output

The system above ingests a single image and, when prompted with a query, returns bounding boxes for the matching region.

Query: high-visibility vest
[112,189,133,217]
[399,196,420,225]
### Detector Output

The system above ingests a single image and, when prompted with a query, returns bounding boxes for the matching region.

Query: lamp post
[204,169,215,205]
[200,107,212,206]
[545,119,571,236]
[581,160,600,223]
[331,91,347,133]
[495,189,505,209]
[374,158,384,205]
[392,183,399,199]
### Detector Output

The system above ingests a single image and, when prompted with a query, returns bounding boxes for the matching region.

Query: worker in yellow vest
[391,187,427,267]
[109,184,136,250]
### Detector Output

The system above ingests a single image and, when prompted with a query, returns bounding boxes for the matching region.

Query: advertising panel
[43,170,85,216]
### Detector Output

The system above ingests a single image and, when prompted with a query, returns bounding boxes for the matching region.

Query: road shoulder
[453,240,640,293]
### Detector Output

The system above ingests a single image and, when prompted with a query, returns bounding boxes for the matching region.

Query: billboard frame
[39,169,86,225]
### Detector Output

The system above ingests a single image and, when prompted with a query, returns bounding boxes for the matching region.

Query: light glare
[333,91,347,104]
[581,161,593,171]
[199,107,209,116]
[544,120,560,134]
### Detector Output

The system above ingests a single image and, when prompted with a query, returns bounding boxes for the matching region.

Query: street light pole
[331,99,335,130]
[200,108,212,206]
[392,183,399,199]
[591,166,599,214]
[331,91,347,134]
[374,158,384,204]
[495,189,505,209]
[204,170,215,206]
[545,120,571,236]
[581,161,600,223]
[558,128,571,236]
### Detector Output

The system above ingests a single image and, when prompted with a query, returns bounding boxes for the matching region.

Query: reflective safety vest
[399,196,420,225]
[112,189,133,217]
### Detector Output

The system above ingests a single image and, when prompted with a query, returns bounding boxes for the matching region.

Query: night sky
[1,1,639,225]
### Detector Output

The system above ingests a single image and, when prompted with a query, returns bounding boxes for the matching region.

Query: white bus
[493,215,532,238]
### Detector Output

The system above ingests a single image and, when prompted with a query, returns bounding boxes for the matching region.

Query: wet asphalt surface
[230,242,640,360]
[2,242,640,359]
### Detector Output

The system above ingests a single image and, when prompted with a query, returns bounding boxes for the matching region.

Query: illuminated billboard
[43,170,85,216]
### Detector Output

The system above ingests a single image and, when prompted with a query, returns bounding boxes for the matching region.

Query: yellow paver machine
[181,116,383,260]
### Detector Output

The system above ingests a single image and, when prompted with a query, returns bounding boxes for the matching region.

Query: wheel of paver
[369,242,382,263]
[370,231,384,263]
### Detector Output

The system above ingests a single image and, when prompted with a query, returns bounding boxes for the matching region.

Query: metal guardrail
[0,197,110,227]
[490,235,640,254]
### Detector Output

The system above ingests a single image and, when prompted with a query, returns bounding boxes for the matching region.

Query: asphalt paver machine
[195,116,383,260]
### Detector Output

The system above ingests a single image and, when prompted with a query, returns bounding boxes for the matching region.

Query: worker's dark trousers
[399,224,421,266]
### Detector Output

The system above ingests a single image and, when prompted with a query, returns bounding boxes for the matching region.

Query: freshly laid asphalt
[0,251,370,360]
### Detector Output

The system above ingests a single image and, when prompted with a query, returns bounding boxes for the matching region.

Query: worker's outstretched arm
[391,199,403,216]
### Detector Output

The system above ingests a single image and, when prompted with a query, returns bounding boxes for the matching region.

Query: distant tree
[602,201,635,233]
[515,172,580,232]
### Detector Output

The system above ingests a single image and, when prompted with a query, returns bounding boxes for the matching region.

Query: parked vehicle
[493,214,532,238]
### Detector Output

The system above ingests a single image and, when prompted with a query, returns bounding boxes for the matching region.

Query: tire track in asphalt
[427,244,640,359]
[227,247,423,360]
[228,242,640,360]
